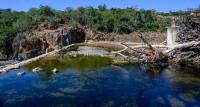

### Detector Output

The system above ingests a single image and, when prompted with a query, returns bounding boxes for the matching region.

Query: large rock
[176,17,200,43]
[43,27,85,48]
[12,34,43,60]
[12,27,85,60]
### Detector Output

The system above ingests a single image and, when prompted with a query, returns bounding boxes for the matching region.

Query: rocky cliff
[176,17,200,43]
[12,27,85,60]
[169,17,200,62]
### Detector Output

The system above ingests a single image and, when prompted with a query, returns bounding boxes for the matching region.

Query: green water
[25,55,113,79]
[26,55,112,71]
[0,55,200,107]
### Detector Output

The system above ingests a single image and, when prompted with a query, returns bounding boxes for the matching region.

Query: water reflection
[0,99,4,107]
[0,56,199,107]
[25,55,112,80]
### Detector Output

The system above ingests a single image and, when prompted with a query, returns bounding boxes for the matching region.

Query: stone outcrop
[176,17,200,43]
[42,27,85,49]
[12,27,85,60]
[12,34,43,60]
[169,17,200,62]
[0,53,7,60]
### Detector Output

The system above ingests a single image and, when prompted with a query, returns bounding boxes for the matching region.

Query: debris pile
[176,17,200,43]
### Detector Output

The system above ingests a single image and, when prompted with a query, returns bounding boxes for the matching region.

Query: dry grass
[113,32,166,44]
[92,32,166,44]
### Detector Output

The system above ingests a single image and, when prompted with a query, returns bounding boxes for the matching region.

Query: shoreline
[0,44,75,73]
[1,41,199,73]
[0,41,144,73]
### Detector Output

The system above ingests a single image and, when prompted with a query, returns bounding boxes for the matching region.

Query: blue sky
[0,0,199,12]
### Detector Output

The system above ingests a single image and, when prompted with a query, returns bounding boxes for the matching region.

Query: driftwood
[120,32,168,63]
[137,32,155,51]
[163,41,200,54]
[111,32,168,63]
[112,37,199,63]
[121,43,151,56]
[164,41,200,62]
[0,44,75,73]
[127,32,199,63]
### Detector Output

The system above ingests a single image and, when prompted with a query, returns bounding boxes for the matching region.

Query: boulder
[43,27,85,47]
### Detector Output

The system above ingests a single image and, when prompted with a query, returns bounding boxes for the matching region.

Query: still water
[0,56,200,107]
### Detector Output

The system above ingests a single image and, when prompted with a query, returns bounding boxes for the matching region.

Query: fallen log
[130,32,168,63]
[137,32,155,51]
[121,43,151,56]
[164,41,200,62]
[163,41,200,54]
[0,44,75,73]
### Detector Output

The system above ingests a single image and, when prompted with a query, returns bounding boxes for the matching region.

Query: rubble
[176,17,200,43]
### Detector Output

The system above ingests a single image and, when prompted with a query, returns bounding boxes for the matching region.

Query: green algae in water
[25,55,112,72]
[1,57,200,107]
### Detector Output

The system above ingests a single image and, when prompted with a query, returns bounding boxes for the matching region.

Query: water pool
[0,56,200,107]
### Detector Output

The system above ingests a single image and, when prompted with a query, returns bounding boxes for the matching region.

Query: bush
[48,18,59,29]
[13,15,35,32]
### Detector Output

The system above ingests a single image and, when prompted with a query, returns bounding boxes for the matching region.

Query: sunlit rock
[16,71,26,76]
[32,67,43,73]
[52,68,58,74]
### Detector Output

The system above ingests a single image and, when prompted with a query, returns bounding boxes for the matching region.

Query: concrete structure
[167,21,178,46]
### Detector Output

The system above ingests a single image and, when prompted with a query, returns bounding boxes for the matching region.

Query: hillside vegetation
[0,5,191,57]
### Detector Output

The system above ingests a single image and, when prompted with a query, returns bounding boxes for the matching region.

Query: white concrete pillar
[167,27,177,46]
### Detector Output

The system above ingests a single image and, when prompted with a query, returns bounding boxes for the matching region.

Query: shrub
[13,15,35,32]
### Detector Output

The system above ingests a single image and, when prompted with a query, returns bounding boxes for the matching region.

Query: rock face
[12,34,43,60]
[43,27,85,49]
[176,17,200,43]
[12,27,85,60]
[0,52,7,60]
[169,17,200,62]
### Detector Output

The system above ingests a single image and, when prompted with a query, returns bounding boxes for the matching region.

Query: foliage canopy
[0,5,187,54]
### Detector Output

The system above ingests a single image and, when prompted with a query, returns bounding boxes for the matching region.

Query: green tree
[39,5,55,17]
[13,15,35,32]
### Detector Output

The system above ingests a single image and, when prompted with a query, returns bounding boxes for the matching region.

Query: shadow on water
[0,100,4,107]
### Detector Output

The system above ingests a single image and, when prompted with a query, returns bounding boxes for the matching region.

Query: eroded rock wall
[12,27,85,60]
[176,17,200,43]
[169,17,200,62]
